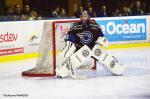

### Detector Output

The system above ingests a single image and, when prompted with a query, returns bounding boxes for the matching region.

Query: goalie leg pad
[56,58,72,78]
[56,45,92,78]
[60,41,76,58]
[92,45,125,75]
[70,45,92,69]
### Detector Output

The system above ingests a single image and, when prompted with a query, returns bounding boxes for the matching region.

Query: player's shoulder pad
[69,22,81,31]
[90,20,96,24]
[89,21,102,29]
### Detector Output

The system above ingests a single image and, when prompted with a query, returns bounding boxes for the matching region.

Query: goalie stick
[69,63,87,80]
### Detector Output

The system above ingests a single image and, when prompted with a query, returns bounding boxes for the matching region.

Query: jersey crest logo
[77,31,93,44]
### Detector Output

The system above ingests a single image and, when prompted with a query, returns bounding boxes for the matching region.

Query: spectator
[97,5,107,17]
[84,0,93,11]
[126,7,132,15]
[51,6,60,17]
[121,6,131,16]
[28,10,41,20]
[131,0,144,15]
[87,6,96,17]
[58,7,67,17]
[146,6,150,15]
[4,6,14,16]
[112,9,121,16]
[13,3,22,16]
[22,4,30,16]
[20,14,29,20]
[74,5,84,18]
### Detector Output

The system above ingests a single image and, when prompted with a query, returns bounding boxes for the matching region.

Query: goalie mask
[80,11,90,26]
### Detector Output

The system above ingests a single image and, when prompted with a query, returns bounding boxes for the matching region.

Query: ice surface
[0,47,150,99]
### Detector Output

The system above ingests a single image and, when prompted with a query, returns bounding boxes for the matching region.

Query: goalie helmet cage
[22,19,96,77]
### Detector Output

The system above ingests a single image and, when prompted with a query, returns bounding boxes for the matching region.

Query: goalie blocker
[56,44,125,78]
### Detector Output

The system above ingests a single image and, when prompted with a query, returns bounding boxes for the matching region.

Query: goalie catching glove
[96,37,108,48]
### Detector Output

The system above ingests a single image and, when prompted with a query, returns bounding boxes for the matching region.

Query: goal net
[22,19,96,77]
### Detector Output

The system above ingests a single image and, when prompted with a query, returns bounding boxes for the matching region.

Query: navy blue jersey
[65,21,104,50]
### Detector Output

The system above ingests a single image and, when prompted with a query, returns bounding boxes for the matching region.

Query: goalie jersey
[65,21,104,50]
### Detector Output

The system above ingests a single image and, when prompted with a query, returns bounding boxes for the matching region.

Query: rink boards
[0,16,150,62]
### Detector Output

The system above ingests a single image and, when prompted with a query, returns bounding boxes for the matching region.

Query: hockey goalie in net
[56,11,125,78]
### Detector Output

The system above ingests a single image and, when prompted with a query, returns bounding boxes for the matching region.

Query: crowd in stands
[2,3,42,21]
[0,0,150,21]
[51,6,67,17]
[73,0,149,18]
[51,0,149,18]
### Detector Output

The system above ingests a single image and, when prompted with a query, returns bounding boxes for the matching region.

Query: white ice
[0,47,150,99]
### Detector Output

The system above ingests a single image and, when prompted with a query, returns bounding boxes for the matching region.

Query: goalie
[56,11,125,78]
